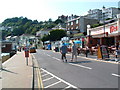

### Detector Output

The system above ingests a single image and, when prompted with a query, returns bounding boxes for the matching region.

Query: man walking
[71,42,77,62]
[60,43,68,62]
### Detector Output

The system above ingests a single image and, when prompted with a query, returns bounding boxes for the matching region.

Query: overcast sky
[0,0,119,23]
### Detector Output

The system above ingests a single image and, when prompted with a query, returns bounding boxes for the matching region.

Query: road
[33,49,119,89]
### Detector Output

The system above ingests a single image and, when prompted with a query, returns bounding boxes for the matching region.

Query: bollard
[86,50,89,57]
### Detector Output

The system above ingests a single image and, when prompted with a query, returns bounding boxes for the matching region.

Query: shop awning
[73,33,84,38]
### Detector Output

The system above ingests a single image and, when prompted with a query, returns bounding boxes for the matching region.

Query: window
[71,22,73,25]
[76,26,78,29]
[68,23,69,26]
[76,20,78,24]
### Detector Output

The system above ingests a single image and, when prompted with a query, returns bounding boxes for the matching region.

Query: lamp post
[103,12,105,38]
[0,30,2,70]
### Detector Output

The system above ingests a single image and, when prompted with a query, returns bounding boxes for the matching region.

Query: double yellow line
[31,54,44,90]
[36,65,44,90]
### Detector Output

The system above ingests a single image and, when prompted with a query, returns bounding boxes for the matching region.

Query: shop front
[88,21,120,47]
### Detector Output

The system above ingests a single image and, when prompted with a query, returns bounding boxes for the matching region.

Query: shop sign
[110,26,118,33]
[91,29,104,35]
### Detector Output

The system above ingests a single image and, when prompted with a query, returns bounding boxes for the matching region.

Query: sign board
[97,46,102,59]
[25,51,29,57]
[100,45,109,59]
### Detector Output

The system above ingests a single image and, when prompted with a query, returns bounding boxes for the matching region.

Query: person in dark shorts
[60,43,68,62]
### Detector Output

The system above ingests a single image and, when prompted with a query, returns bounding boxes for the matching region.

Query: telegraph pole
[0,30,2,70]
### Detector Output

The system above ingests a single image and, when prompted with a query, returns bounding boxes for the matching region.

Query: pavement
[0,51,34,89]
[0,49,119,89]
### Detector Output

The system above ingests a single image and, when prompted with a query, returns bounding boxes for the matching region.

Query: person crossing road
[60,42,68,62]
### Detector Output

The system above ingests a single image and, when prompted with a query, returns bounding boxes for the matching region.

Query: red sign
[25,51,29,57]
[110,26,118,33]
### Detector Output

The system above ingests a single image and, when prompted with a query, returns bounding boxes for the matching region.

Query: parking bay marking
[41,68,77,88]
[43,77,54,82]
[44,81,62,88]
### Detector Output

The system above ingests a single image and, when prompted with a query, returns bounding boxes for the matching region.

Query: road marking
[42,73,49,77]
[52,57,92,70]
[46,54,51,57]
[65,85,71,88]
[69,63,92,70]
[41,68,77,88]
[32,55,44,89]
[112,73,120,77]
[52,57,61,61]
[43,77,54,82]
[41,71,44,74]
[44,81,61,88]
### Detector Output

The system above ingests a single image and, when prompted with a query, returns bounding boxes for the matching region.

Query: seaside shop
[88,20,120,47]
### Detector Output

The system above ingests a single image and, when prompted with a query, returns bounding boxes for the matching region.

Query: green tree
[49,29,66,41]
[41,35,49,42]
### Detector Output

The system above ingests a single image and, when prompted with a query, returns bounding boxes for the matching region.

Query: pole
[26,57,28,66]
[0,30,2,70]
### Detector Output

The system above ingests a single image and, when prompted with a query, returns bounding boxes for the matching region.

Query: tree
[49,29,66,41]
[41,35,49,42]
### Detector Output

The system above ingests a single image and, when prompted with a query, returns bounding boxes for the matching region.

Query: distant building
[66,15,99,36]
[36,29,53,39]
[87,6,120,21]
[58,15,68,22]
[87,9,102,21]
[19,34,36,46]
[118,1,120,9]
[52,23,66,30]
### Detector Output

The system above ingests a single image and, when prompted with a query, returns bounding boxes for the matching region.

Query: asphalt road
[33,49,119,89]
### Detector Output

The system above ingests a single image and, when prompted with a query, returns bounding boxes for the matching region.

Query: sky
[0,0,120,23]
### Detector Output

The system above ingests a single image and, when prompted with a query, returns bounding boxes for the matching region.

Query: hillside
[1,17,63,39]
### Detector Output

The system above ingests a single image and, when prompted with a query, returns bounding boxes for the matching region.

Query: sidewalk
[1,51,33,89]
[73,53,120,64]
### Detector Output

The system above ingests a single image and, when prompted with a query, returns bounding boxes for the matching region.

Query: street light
[87,25,91,36]
[0,30,2,70]
[103,13,105,38]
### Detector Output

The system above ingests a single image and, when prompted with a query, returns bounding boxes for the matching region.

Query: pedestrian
[60,42,68,62]
[71,42,77,62]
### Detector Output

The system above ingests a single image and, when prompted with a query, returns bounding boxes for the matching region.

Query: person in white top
[71,42,77,62]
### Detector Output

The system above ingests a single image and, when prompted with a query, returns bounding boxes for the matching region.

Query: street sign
[25,51,29,57]
[100,45,109,59]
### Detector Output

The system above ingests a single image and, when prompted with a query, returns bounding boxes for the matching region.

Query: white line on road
[43,77,54,82]
[44,81,61,88]
[112,73,120,77]
[65,85,71,89]
[52,57,92,70]
[69,63,92,70]
[52,57,61,61]
[46,54,51,57]
[41,68,77,88]
[42,73,49,77]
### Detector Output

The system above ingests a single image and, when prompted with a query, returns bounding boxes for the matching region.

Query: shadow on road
[2,68,18,74]
[69,60,92,64]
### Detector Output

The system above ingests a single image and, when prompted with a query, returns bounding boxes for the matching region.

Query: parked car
[29,47,36,53]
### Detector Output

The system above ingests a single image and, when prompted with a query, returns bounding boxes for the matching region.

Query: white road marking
[65,85,71,89]
[40,71,44,74]
[112,73,120,77]
[42,73,49,77]
[43,77,54,82]
[44,81,61,88]
[52,56,92,70]
[46,54,51,57]
[41,68,77,88]
[69,63,92,70]
[52,57,61,61]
